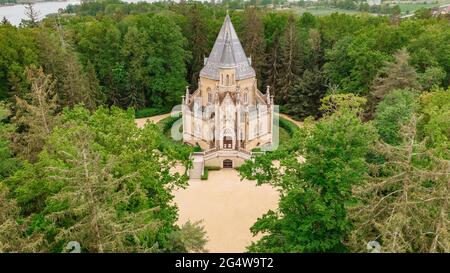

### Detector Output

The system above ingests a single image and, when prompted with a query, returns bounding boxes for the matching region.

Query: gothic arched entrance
[221,128,234,149]
[223,136,233,148]
[223,159,233,168]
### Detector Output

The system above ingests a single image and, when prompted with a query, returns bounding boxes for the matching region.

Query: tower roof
[200,15,255,81]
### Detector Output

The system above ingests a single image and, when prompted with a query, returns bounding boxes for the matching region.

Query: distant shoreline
[0,0,69,7]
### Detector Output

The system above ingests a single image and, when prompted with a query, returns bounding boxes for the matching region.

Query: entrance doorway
[223,136,233,149]
[223,159,233,168]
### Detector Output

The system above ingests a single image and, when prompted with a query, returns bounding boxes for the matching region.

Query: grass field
[397,2,444,14]
[289,1,450,16]
[294,7,365,16]
[278,126,291,145]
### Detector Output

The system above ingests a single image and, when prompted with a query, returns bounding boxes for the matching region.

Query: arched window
[207,87,212,103]
[243,89,248,103]
[226,74,230,86]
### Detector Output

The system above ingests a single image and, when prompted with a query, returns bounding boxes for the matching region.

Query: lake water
[0,0,159,26]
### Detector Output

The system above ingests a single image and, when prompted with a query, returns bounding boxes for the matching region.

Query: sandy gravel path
[279,113,303,127]
[173,169,279,253]
[135,112,172,128]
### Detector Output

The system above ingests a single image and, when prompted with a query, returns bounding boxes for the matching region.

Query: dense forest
[0,1,449,252]
[1,1,449,115]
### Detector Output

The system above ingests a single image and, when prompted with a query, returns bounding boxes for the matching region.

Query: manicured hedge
[201,166,221,180]
[278,116,299,137]
[201,168,208,180]
[156,114,193,163]
[158,113,182,135]
[135,107,171,119]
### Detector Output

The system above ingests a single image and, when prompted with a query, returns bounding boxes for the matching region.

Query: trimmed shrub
[135,107,170,119]
[278,116,298,137]
[201,168,208,180]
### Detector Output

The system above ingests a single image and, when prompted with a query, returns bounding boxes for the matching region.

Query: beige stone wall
[199,77,218,106]
[205,156,247,168]
[236,77,257,105]
[198,72,259,107]
[218,68,237,87]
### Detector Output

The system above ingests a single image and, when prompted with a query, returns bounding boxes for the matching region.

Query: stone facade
[182,15,273,172]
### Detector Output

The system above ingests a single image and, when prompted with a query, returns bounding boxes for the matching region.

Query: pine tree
[305,28,324,69]
[371,48,421,99]
[350,116,450,252]
[36,30,99,110]
[263,34,282,98]
[367,48,421,119]
[241,7,265,89]
[121,26,146,109]
[286,68,325,118]
[45,126,160,252]
[0,185,23,253]
[0,102,18,179]
[11,66,59,162]
[276,15,303,104]
[21,4,39,28]
[1,16,10,26]
[5,106,206,252]
[85,61,104,108]
[186,4,209,90]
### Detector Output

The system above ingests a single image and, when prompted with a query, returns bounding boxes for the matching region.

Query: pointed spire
[200,15,255,81]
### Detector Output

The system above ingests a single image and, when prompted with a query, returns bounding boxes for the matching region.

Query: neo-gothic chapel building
[182,15,274,176]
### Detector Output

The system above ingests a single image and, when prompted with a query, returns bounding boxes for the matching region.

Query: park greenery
[0,1,449,252]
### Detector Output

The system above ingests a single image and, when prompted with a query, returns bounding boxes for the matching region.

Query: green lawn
[295,7,364,16]
[398,2,443,14]
[278,126,291,145]
[289,2,450,16]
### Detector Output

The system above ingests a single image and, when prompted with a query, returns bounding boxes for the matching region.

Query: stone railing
[203,149,252,161]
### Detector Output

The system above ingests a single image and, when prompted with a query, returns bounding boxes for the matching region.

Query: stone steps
[189,154,205,179]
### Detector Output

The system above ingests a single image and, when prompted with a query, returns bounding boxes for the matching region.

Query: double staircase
[188,149,254,179]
